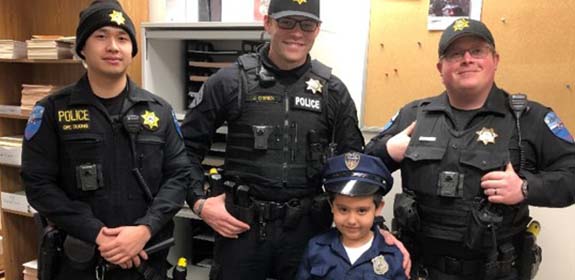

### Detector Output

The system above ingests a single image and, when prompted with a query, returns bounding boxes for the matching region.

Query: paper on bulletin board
[221,0,268,22]
[427,0,483,30]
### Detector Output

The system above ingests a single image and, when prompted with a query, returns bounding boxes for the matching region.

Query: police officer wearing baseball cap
[22,1,193,279]
[366,18,575,279]
[181,0,377,279]
[297,153,406,280]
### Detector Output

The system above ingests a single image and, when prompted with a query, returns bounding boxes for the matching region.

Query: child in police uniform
[296,152,407,279]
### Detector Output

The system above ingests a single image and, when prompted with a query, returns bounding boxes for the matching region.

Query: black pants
[210,212,327,280]
[54,252,169,280]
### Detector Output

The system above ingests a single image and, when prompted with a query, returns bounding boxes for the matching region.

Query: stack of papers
[0,39,27,59]
[21,84,60,111]
[22,259,38,280]
[26,35,74,59]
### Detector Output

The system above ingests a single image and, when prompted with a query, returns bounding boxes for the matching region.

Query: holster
[283,198,312,230]
[393,192,420,233]
[38,226,65,280]
[464,203,503,250]
[63,235,97,270]
[224,189,255,225]
[309,192,333,232]
[517,232,542,280]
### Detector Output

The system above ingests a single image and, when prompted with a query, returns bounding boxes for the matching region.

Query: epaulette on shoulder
[311,59,332,80]
[237,53,259,71]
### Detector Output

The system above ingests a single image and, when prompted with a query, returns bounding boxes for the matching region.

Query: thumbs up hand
[387,121,416,162]
[481,162,526,205]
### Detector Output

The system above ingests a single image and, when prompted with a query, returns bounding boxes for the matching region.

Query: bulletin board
[364,0,575,131]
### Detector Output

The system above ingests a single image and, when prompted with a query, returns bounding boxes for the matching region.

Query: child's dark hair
[328,191,384,207]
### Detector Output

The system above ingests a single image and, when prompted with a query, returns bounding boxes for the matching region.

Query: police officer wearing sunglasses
[182,0,411,279]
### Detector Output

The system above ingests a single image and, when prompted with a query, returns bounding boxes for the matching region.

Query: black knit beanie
[75,0,137,59]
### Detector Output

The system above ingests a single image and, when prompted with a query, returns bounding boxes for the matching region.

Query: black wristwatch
[520,179,529,201]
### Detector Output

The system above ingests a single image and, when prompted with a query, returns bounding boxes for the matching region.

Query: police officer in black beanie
[182,0,410,279]
[22,1,194,279]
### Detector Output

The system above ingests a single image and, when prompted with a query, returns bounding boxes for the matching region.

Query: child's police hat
[268,0,321,22]
[322,152,393,197]
[438,18,495,57]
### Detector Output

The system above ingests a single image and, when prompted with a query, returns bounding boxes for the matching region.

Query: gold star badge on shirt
[476,127,498,145]
[372,255,389,275]
[141,110,159,130]
[109,10,126,26]
[293,0,307,5]
[305,78,323,95]
[453,18,470,31]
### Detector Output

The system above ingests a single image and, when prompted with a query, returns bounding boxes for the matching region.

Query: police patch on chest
[58,108,91,131]
[292,96,322,113]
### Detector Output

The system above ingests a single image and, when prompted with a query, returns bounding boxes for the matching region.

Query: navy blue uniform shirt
[296,226,406,280]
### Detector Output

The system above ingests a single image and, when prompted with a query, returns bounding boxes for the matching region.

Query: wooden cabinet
[0,1,147,279]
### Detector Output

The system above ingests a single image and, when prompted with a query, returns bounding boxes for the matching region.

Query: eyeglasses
[275,17,320,32]
[441,46,494,62]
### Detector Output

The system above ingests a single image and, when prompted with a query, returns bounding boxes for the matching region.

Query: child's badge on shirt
[371,255,389,275]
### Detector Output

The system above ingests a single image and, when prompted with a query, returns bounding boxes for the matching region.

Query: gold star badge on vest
[371,255,389,275]
[305,78,323,95]
[476,127,498,145]
[141,110,159,131]
[109,10,126,25]
[293,0,307,4]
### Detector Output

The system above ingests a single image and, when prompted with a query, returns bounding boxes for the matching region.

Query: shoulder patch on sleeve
[188,85,204,109]
[25,105,45,141]
[172,110,183,138]
[544,111,574,144]
[382,111,399,132]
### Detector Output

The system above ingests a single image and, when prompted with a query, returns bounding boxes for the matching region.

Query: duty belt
[253,199,288,221]
[424,255,482,275]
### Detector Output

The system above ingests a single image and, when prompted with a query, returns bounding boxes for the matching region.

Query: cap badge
[344,152,361,170]
[476,127,498,145]
[141,110,160,130]
[109,10,126,26]
[453,18,470,31]
[306,78,323,95]
[293,0,307,5]
[372,255,389,275]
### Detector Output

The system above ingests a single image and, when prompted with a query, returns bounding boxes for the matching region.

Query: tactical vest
[401,95,530,244]
[224,53,332,189]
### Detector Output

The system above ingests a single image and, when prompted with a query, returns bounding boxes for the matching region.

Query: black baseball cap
[438,18,495,57]
[76,0,138,60]
[268,0,321,22]
[322,152,393,197]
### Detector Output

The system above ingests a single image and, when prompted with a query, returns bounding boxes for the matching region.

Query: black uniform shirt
[366,85,575,207]
[22,75,192,243]
[182,46,364,204]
